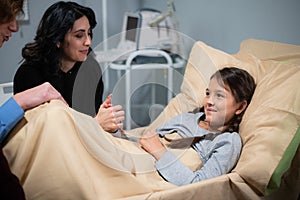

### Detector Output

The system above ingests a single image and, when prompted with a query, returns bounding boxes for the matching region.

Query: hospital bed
[137,38,300,199]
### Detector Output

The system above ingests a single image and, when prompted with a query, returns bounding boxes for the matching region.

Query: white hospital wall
[1,0,299,83]
[142,0,300,54]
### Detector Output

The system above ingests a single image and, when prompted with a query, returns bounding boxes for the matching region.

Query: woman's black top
[13,51,103,116]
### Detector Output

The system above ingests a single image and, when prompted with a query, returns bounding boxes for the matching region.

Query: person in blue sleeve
[140,67,256,186]
[0,0,67,199]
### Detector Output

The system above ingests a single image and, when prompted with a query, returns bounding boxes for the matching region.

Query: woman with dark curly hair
[14,1,124,133]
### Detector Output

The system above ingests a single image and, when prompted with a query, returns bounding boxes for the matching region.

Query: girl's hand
[139,130,167,160]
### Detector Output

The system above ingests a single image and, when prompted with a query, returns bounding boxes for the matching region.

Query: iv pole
[101,0,110,98]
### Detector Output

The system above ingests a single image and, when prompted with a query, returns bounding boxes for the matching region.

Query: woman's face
[203,76,246,131]
[59,16,91,71]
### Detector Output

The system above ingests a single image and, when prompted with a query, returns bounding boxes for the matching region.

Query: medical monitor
[120,12,140,47]
[125,15,139,42]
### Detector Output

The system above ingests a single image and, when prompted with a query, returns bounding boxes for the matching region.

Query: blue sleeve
[0,97,24,143]
[155,133,242,186]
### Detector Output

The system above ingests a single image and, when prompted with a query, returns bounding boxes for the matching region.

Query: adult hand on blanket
[95,94,125,133]
[140,130,167,160]
[14,82,68,111]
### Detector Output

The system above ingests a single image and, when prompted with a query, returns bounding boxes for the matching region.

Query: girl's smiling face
[203,76,246,132]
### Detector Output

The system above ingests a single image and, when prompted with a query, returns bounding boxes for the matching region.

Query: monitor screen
[125,16,139,42]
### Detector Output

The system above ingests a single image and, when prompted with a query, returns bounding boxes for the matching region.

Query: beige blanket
[4,100,205,199]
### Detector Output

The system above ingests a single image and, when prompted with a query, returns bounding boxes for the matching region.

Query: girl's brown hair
[212,67,256,132]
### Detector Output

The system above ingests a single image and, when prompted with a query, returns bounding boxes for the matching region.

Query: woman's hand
[139,130,167,160]
[95,94,125,133]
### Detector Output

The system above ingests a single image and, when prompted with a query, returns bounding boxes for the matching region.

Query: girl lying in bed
[4,67,255,199]
[139,67,256,185]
